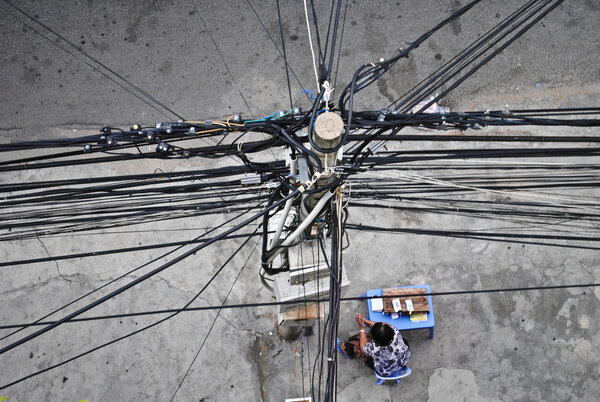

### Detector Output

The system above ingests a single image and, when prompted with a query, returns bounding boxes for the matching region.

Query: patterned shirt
[362,328,411,376]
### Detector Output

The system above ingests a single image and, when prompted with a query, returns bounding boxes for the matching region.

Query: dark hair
[371,322,394,347]
[343,342,357,358]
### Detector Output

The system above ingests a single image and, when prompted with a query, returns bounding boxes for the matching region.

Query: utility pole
[269,111,348,342]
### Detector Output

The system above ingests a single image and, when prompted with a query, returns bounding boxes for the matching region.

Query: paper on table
[392,298,402,313]
[405,298,414,314]
[372,298,384,312]
[410,312,428,322]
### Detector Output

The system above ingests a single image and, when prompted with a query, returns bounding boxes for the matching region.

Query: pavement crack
[0,126,22,132]
[149,276,197,296]
[0,273,84,301]
[36,234,73,284]
[579,261,596,279]
[217,313,257,334]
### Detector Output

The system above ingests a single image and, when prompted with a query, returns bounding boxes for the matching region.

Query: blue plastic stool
[375,366,411,385]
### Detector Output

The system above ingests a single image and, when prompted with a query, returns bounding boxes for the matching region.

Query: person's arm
[359,327,368,350]
[356,313,375,328]
[355,313,369,350]
[363,317,376,328]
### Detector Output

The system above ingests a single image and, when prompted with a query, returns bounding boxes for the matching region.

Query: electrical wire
[0,1,599,396]
[168,231,260,401]
[0,190,299,355]
[303,0,320,88]
[0,281,597,331]
[0,207,259,343]
[0,223,260,391]
[190,0,254,117]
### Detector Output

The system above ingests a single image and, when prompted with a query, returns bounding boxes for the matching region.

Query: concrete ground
[1,0,599,401]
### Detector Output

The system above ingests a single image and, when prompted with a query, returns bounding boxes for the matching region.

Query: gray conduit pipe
[268,158,297,251]
[281,190,334,247]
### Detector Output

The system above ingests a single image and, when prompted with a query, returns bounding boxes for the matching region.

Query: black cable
[0,189,299,355]
[338,0,484,115]
[346,223,600,244]
[341,1,570,164]
[0,197,268,242]
[0,207,259,343]
[332,0,350,91]
[0,204,264,243]
[244,0,308,100]
[3,282,597,331]
[0,222,259,391]
[324,194,342,401]
[308,0,324,66]
[321,0,338,74]
[269,122,323,172]
[298,240,310,399]
[1,107,597,173]
[347,133,600,143]
[311,234,324,402]
[324,0,344,83]
[0,165,261,192]
[389,0,542,112]
[0,0,183,120]
[168,231,260,401]
[276,0,294,109]
[0,231,263,268]
[190,0,254,117]
[405,0,564,117]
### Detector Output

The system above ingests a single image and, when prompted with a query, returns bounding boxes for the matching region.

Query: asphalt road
[1,0,599,134]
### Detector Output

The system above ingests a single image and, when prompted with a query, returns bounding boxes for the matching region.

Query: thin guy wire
[190,0,254,117]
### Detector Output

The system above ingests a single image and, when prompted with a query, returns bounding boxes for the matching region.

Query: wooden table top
[382,287,430,313]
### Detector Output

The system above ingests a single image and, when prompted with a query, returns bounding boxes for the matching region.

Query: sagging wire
[169,230,261,401]
[0,190,301,356]
[0,207,260,343]
[3,282,599,331]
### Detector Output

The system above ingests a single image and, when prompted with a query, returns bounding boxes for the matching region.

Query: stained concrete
[1,0,599,401]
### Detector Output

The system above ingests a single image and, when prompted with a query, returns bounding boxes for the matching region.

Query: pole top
[314,112,344,142]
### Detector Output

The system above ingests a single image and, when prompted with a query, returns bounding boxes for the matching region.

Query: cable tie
[299,169,327,193]
[378,109,390,122]
[321,81,334,109]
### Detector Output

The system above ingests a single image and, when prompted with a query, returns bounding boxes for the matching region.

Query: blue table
[365,284,435,339]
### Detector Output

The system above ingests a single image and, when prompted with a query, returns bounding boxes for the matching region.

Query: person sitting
[338,332,375,370]
[355,313,411,377]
